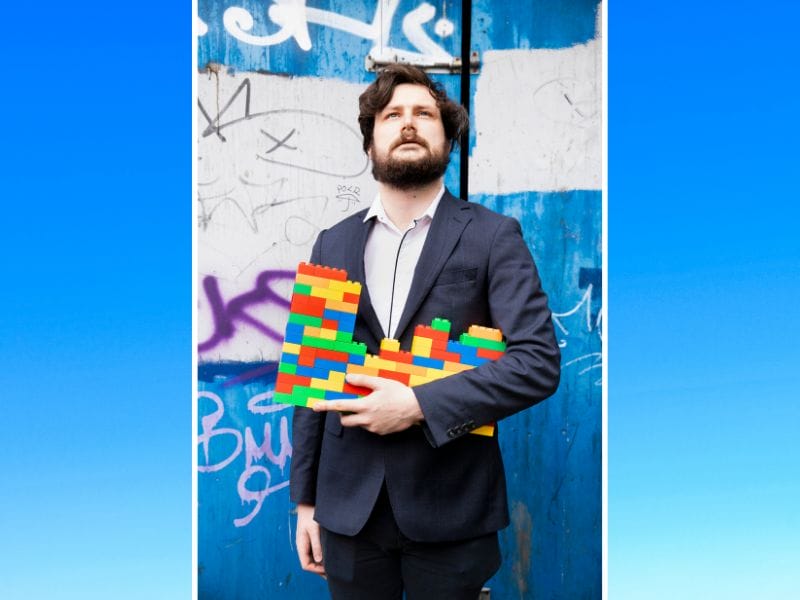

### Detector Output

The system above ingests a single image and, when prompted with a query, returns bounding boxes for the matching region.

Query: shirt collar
[363,185,446,230]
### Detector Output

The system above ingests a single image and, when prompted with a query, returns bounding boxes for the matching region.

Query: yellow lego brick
[296,272,332,289]
[425,369,449,382]
[472,424,495,436]
[342,280,362,295]
[306,398,322,408]
[410,336,432,357]
[467,325,503,342]
[328,370,345,388]
[409,374,435,387]
[326,298,358,314]
[346,364,380,377]
[381,338,401,352]
[364,355,397,372]
[282,342,301,355]
[327,279,347,291]
[443,360,473,373]
[303,326,320,338]
[311,377,341,392]
[318,328,337,341]
[309,286,345,302]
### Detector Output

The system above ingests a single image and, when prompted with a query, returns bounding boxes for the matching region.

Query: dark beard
[371,145,450,190]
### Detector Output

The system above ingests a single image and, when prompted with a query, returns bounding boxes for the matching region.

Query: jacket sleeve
[414,217,561,447]
[289,231,327,505]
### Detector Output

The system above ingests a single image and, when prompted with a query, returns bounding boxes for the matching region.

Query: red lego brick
[298,346,316,367]
[379,349,414,364]
[429,348,461,362]
[378,369,410,386]
[342,382,371,397]
[316,348,350,364]
[342,292,360,304]
[275,373,312,394]
[476,347,504,360]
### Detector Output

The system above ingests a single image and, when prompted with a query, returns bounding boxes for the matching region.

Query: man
[290,64,560,599]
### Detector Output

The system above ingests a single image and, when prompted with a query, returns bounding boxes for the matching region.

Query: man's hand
[296,503,325,578]
[312,373,424,435]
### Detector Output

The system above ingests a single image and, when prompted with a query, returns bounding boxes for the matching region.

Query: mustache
[391,133,429,151]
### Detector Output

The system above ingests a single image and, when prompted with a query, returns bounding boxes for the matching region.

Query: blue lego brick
[294,365,332,380]
[348,353,366,366]
[281,352,299,365]
[284,322,306,344]
[410,355,445,370]
[324,391,360,400]
[314,358,349,373]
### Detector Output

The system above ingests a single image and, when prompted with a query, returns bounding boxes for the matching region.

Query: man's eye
[419,111,432,117]
[386,112,399,119]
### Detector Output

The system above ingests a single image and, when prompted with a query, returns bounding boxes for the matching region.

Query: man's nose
[401,111,415,129]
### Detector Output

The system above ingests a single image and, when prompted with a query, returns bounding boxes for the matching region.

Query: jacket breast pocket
[434,267,478,287]
[324,412,343,437]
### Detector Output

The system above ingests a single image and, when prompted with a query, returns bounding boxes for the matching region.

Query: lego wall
[197,1,602,597]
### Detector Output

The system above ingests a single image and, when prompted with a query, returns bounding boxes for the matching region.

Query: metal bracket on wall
[365,51,480,74]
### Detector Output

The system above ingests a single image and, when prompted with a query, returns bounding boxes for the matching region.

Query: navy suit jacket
[289,190,560,542]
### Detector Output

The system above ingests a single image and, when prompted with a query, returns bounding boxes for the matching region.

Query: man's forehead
[384,84,438,107]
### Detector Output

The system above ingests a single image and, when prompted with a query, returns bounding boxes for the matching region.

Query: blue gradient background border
[1,1,798,598]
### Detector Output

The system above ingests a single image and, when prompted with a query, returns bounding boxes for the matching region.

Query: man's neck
[377,178,443,230]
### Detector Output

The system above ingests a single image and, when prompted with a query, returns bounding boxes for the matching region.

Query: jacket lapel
[350,217,386,346]
[393,192,472,340]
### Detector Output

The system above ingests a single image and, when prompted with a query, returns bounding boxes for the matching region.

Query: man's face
[369,83,450,189]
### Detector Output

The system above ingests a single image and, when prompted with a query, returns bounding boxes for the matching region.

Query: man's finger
[345,372,385,390]
[313,399,366,413]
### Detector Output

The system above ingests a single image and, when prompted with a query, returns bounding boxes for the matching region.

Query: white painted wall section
[197,71,377,361]
[469,39,601,194]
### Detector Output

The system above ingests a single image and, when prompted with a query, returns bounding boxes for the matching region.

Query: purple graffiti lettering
[233,466,290,528]
[244,417,293,472]
[198,391,243,472]
[199,269,295,352]
[232,418,293,527]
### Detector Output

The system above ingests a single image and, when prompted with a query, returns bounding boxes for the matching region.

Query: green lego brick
[273,391,299,406]
[302,335,338,351]
[338,340,367,355]
[335,330,353,342]
[293,282,312,296]
[278,362,297,375]
[430,318,452,333]
[458,333,507,352]
[288,313,323,327]
[294,386,327,402]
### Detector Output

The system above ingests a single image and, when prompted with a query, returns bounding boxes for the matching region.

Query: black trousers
[320,485,501,600]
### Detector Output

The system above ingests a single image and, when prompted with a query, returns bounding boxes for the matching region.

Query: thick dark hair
[358,64,469,154]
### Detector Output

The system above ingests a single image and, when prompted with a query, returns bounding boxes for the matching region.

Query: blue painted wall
[198,1,601,597]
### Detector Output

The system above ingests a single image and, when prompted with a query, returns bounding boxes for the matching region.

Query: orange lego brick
[467,325,503,342]
[443,361,472,373]
[326,298,359,314]
[346,364,380,377]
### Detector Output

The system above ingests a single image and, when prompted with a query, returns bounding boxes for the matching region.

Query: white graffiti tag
[221,0,454,63]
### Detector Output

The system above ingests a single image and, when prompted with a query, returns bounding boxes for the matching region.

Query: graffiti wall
[197,1,602,597]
